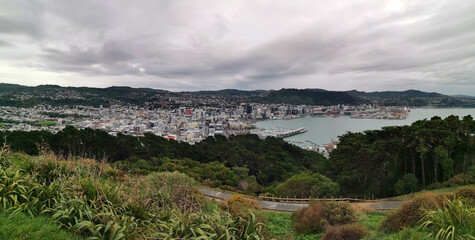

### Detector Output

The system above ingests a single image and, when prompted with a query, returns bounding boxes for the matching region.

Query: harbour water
[254,108,475,147]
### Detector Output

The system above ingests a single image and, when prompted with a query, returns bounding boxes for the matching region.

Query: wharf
[251,127,307,139]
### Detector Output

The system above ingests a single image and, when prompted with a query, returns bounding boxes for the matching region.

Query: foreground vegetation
[0,127,330,195]
[0,212,83,240]
[0,147,473,239]
[0,150,267,239]
[265,186,474,240]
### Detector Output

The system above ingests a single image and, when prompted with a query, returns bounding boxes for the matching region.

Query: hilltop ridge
[1,83,474,107]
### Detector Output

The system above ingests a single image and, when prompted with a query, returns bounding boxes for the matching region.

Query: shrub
[293,201,326,234]
[238,178,262,194]
[322,223,369,240]
[45,196,129,239]
[102,166,125,181]
[202,179,216,187]
[23,156,73,185]
[220,184,239,192]
[323,201,356,225]
[447,175,466,187]
[226,194,260,218]
[246,179,263,194]
[154,209,266,240]
[275,172,339,198]
[379,193,445,232]
[294,200,358,234]
[454,185,475,204]
[78,177,99,201]
[137,171,203,212]
[394,173,419,195]
[420,197,475,240]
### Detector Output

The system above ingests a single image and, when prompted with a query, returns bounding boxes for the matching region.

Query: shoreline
[253,108,475,148]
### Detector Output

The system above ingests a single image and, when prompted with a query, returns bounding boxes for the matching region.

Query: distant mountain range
[1,83,474,107]
[451,94,475,99]
[346,89,444,98]
[260,88,360,105]
[186,89,265,96]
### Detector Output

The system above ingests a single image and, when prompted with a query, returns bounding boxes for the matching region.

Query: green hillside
[262,88,361,105]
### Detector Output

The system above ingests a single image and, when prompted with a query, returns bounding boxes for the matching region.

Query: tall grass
[420,197,475,240]
[0,151,268,239]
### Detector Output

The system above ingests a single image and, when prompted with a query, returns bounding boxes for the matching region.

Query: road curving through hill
[200,188,406,212]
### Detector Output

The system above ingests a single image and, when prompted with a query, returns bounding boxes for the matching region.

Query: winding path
[200,188,405,212]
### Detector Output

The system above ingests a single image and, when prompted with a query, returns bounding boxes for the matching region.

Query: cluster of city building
[0,103,408,149]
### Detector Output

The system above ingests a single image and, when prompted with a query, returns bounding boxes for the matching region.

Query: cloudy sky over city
[1,0,475,94]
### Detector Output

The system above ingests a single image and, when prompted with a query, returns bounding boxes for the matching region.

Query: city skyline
[1,1,475,95]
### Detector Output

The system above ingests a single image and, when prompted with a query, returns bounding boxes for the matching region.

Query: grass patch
[266,212,293,237]
[388,185,474,200]
[358,211,387,231]
[0,123,4,127]
[363,227,430,240]
[0,212,83,240]
[266,212,322,240]
[33,121,56,126]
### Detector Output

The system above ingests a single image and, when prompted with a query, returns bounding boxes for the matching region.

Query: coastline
[253,108,475,148]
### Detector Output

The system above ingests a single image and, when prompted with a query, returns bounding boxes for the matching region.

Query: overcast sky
[1,0,475,94]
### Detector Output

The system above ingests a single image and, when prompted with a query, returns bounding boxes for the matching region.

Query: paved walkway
[200,188,405,212]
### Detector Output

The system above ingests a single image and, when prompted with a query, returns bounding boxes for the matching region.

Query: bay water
[254,108,475,147]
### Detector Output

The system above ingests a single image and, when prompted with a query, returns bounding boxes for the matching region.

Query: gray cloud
[0,39,12,46]
[0,0,475,94]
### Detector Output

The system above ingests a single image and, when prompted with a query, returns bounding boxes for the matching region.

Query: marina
[255,108,475,149]
[251,127,307,139]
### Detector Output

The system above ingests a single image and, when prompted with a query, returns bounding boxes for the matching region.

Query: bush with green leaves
[420,197,475,240]
[394,173,419,195]
[293,201,326,234]
[43,196,129,240]
[379,192,446,232]
[137,171,203,213]
[225,194,261,219]
[154,209,265,239]
[0,167,43,216]
[294,200,357,234]
[322,201,357,226]
[322,223,369,240]
[0,151,269,240]
[454,185,475,205]
[275,172,340,198]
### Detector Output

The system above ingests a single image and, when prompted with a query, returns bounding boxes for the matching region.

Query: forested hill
[3,83,475,107]
[329,114,475,197]
[346,89,475,107]
[0,128,328,188]
[346,89,443,98]
[258,88,361,105]
[187,89,265,96]
[0,83,170,107]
